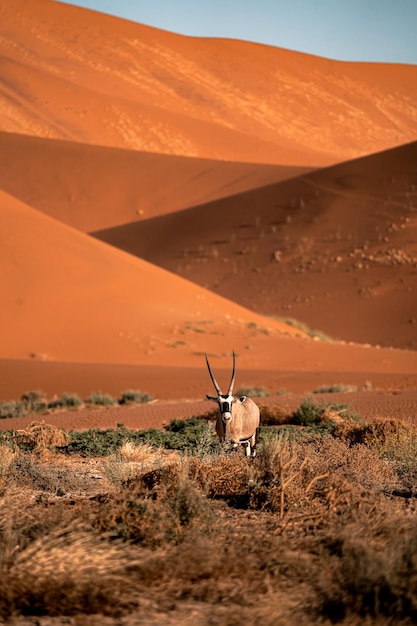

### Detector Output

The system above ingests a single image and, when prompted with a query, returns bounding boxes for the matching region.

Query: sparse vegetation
[289,397,360,430]
[313,383,358,394]
[0,388,154,419]
[119,389,154,404]
[85,391,117,406]
[1,401,417,623]
[235,385,270,397]
[276,316,335,342]
[46,392,83,410]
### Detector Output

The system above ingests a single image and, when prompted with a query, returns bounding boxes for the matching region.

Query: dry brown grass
[0,444,16,478]
[11,420,71,450]
[102,441,163,485]
[1,419,417,625]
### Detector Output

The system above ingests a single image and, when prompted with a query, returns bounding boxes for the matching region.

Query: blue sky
[59,0,417,65]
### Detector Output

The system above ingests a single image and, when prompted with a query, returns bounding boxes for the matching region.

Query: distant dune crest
[0,0,417,165]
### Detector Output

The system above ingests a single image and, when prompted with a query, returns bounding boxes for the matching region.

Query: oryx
[205,351,260,457]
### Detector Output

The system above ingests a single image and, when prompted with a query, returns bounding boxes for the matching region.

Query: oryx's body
[205,352,260,457]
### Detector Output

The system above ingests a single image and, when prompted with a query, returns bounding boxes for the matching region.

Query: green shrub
[0,391,50,419]
[48,393,83,409]
[119,390,153,404]
[290,398,329,427]
[235,386,270,398]
[61,418,218,457]
[85,391,117,406]
[313,384,358,394]
[0,400,26,419]
[20,390,48,414]
[289,398,358,430]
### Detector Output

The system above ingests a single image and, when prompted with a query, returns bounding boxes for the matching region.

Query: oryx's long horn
[227,351,236,395]
[205,353,222,394]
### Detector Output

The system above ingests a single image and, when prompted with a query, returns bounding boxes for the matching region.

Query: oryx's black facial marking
[218,394,233,420]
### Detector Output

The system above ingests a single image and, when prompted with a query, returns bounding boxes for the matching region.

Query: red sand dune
[1,188,417,391]
[0,0,416,409]
[0,132,312,232]
[1,0,417,165]
[95,142,417,351]
[0,189,311,364]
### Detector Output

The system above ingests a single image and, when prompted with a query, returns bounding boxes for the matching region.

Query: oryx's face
[205,352,237,425]
[208,393,235,423]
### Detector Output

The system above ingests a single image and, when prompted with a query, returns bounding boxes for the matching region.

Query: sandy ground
[0,0,416,409]
[95,141,417,351]
[1,388,417,433]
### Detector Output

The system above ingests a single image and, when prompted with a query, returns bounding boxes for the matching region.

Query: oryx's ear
[206,394,217,402]
[238,396,247,403]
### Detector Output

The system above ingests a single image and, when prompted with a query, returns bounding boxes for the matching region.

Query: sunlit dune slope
[0,188,304,365]
[2,190,416,375]
[94,141,417,351]
[1,0,417,164]
[0,132,312,232]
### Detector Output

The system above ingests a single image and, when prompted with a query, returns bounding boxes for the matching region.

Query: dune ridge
[94,141,417,350]
[1,0,417,164]
[0,131,313,232]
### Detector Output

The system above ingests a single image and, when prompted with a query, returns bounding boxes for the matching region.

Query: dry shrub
[2,413,416,623]
[276,436,398,524]
[365,418,417,481]
[314,512,417,622]
[0,445,16,479]
[298,436,397,492]
[335,418,417,488]
[126,524,315,618]
[248,433,308,514]
[95,456,211,547]
[258,404,288,426]
[235,434,399,522]
[203,453,253,507]
[7,451,101,496]
[0,521,138,619]
[13,420,71,450]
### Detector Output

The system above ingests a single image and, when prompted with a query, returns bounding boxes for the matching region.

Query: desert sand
[1,0,417,164]
[95,141,417,350]
[1,0,417,428]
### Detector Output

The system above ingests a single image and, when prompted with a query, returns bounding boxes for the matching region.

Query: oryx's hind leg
[250,430,258,458]
[243,441,251,457]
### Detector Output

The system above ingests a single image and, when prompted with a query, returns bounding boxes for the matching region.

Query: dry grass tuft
[1,521,139,618]
[0,445,16,478]
[12,420,71,450]
[118,440,158,463]
[102,441,163,485]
